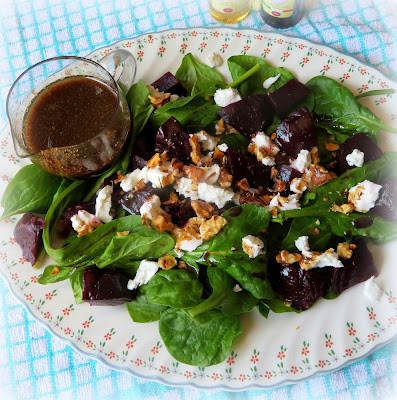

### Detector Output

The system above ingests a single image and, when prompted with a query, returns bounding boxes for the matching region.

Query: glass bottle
[260,0,304,29]
[208,0,251,24]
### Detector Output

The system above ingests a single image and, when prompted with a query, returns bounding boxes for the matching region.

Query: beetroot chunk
[275,166,302,195]
[57,201,95,239]
[218,94,274,136]
[225,149,271,188]
[82,266,137,306]
[14,212,45,265]
[372,180,397,222]
[330,238,377,296]
[120,185,157,215]
[268,79,311,117]
[275,106,317,158]
[155,117,192,163]
[151,72,187,97]
[338,133,383,174]
[168,200,196,226]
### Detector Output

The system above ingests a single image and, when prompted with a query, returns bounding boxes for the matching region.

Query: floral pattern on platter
[0,28,397,390]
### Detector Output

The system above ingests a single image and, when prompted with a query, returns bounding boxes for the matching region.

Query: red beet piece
[131,128,156,170]
[218,94,274,136]
[330,238,378,296]
[225,149,271,188]
[14,212,45,265]
[120,185,157,215]
[338,132,383,174]
[82,266,137,306]
[372,180,397,222]
[155,117,192,163]
[168,200,197,226]
[270,263,328,311]
[151,72,187,97]
[268,79,311,117]
[274,166,302,195]
[57,201,95,239]
[275,106,318,158]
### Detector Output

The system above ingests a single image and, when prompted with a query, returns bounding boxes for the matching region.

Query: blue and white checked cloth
[1,1,397,399]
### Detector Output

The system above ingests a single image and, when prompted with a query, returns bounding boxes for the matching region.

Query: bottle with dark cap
[261,0,304,28]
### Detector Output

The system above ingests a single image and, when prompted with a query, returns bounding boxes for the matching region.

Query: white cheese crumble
[214,88,242,107]
[252,132,279,156]
[261,156,276,166]
[290,149,312,173]
[197,182,234,208]
[95,185,113,223]
[121,168,149,192]
[346,149,365,168]
[295,236,312,257]
[194,131,219,151]
[217,143,228,152]
[139,195,165,220]
[233,284,243,292]
[175,177,199,200]
[263,73,281,89]
[146,162,173,188]
[242,235,264,258]
[267,194,301,213]
[312,250,344,269]
[348,180,382,213]
[201,164,220,185]
[179,237,203,252]
[71,210,101,232]
[127,260,159,290]
[290,178,308,194]
[207,51,223,68]
[363,276,383,302]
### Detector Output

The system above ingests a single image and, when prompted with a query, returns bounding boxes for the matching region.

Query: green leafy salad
[2,53,397,367]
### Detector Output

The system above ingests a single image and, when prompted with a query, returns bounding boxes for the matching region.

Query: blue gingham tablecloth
[1,0,397,399]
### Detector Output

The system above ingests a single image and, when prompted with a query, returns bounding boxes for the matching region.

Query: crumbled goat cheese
[175,177,199,200]
[346,149,365,167]
[290,178,308,194]
[261,156,276,166]
[146,84,179,102]
[121,168,149,192]
[348,180,382,213]
[207,51,223,68]
[194,131,219,151]
[263,73,281,89]
[201,164,220,185]
[179,237,203,252]
[295,236,312,257]
[363,276,383,302]
[71,210,101,232]
[290,149,312,173]
[197,183,234,208]
[127,260,159,290]
[146,162,174,188]
[311,250,344,269]
[214,88,242,107]
[252,132,279,156]
[217,143,228,152]
[174,249,184,258]
[233,284,243,292]
[95,185,113,223]
[267,194,301,213]
[242,235,264,258]
[139,195,165,220]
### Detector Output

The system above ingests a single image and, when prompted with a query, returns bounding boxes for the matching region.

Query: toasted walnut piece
[200,215,228,240]
[115,170,125,184]
[215,118,225,135]
[310,165,337,187]
[225,124,239,134]
[158,255,178,270]
[148,92,171,109]
[284,301,292,307]
[152,215,175,232]
[273,178,287,193]
[172,217,205,248]
[218,167,233,188]
[117,231,130,236]
[141,214,150,228]
[237,178,251,191]
[135,178,146,191]
[260,194,273,205]
[177,261,188,269]
[163,192,180,208]
[247,142,256,156]
[191,200,215,219]
[147,153,161,168]
[331,202,354,215]
[290,177,308,193]
[325,142,340,152]
[170,159,184,177]
[276,250,302,265]
[271,133,277,140]
[189,134,202,164]
[337,242,356,259]
[213,147,224,160]
[183,165,205,183]
[271,167,278,180]
[308,226,320,235]
[310,147,320,165]
[50,266,60,275]
[160,173,175,187]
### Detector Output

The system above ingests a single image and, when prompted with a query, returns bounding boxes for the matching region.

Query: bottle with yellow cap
[261,0,304,28]
[208,0,251,24]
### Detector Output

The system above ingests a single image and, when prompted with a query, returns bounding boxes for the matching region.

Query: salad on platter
[2,53,397,368]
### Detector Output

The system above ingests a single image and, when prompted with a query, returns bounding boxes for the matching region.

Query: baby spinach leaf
[38,265,77,285]
[95,231,174,268]
[159,308,242,367]
[227,55,295,98]
[1,164,63,220]
[143,269,203,309]
[219,133,249,154]
[175,53,226,94]
[126,294,167,323]
[306,76,397,137]
[69,267,84,305]
[258,299,301,316]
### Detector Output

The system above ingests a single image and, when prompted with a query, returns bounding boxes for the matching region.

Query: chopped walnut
[199,215,228,240]
[158,255,177,270]
[115,170,125,184]
[215,118,225,135]
[276,250,302,265]
[337,242,356,259]
[331,202,354,215]
[141,214,150,228]
[183,165,205,183]
[135,178,146,191]
[237,178,251,191]
[152,214,174,232]
[310,147,320,165]
[273,178,287,193]
[191,200,215,219]
[163,192,180,208]
[310,165,337,187]
[177,260,188,269]
[116,231,130,236]
[173,217,205,252]
[325,142,340,151]
[270,167,278,180]
[50,266,60,275]
[260,194,273,205]
[213,147,224,160]
[218,167,233,188]
[148,92,171,109]
[308,226,320,235]
[171,159,185,177]
[146,153,161,168]
[189,134,202,164]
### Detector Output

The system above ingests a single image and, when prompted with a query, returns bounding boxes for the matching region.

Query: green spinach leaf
[38,265,77,284]
[219,133,249,154]
[126,294,167,323]
[69,267,84,305]
[258,299,301,316]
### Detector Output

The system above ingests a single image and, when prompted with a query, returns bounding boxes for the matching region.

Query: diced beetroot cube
[155,117,192,163]
[151,72,187,97]
[330,238,378,296]
[14,212,45,265]
[82,266,137,306]
[225,149,271,188]
[120,185,157,215]
[275,166,302,195]
[274,152,290,167]
[268,79,311,117]
[275,106,318,158]
[132,129,156,170]
[168,200,196,226]
[337,132,383,174]
[270,262,328,311]
[218,94,274,136]
[57,201,95,239]
[372,180,397,222]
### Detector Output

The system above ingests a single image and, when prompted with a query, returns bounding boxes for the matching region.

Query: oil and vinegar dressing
[25,76,118,153]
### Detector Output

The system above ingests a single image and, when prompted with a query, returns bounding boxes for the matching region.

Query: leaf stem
[356,89,395,99]
[227,64,261,89]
